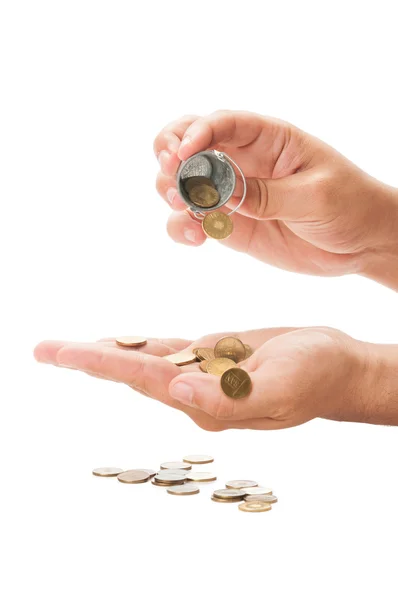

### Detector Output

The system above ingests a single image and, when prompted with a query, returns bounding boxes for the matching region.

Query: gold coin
[238,501,272,513]
[246,494,278,504]
[186,472,217,482]
[115,336,147,348]
[242,486,273,496]
[214,337,246,362]
[92,467,124,477]
[199,360,208,372]
[202,211,234,240]
[244,344,254,359]
[213,488,246,500]
[182,455,214,465]
[167,484,200,496]
[225,480,258,489]
[189,184,220,208]
[193,348,215,362]
[160,462,192,471]
[164,351,198,366]
[211,495,242,503]
[184,176,215,194]
[117,470,151,484]
[221,368,252,399]
[206,357,237,376]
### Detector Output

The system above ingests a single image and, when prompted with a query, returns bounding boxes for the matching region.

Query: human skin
[154,111,398,291]
[34,327,398,431]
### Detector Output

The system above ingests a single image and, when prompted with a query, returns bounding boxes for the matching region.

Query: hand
[34,326,371,431]
[154,111,398,290]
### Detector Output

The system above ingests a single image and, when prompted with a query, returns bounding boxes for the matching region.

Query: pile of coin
[114,335,252,400]
[167,336,253,399]
[93,456,277,513]
[182,175,234,241]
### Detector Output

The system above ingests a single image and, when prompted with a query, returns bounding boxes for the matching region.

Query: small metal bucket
[176,150,246,217]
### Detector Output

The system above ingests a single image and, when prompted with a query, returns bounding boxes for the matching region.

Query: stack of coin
[92,456,277,513]
[192,336,253,399]
[184,176,220,209]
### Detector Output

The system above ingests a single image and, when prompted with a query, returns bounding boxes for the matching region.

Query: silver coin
[245,494,278,504]
[225,480,258,489]
[92,467,124,477]
[186,472,217,482]
[183,455,214,465]
[242,486,273,496]
[158,469,188,477]
[160,462,192,471]
[152,479,185,487]
[213,488,246,500]
[167,484,200,496]
[154,472,188,483]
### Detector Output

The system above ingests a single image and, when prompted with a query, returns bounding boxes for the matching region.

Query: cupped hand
[154,111,398,281]
[34,326,367,431]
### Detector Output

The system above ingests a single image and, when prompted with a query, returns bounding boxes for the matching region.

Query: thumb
[169,371,258,420]
[232,170,320,222]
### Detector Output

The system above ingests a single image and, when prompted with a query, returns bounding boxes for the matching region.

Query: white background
[1,1,398,598]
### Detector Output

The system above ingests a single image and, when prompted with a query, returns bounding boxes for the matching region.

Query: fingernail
[183,228,196,243]
[179,135,191,149]
[166,188,176,205]
[171,382,194,406]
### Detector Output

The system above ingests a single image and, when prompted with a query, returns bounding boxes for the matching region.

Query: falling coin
[206,357,237,376]
[182,455,214,465]
[245,494,278,504]
[242,487,273,496]
[214,337,246,363]
[226,480,258,489]
[115,336,147,348]
[164,351,198,366]
[213,489,246,500]
[221,368,252,399]
[167,484,200,496]
[184,176,215,194]
[199,360,209,372]
[117,470,151,484]
[160,462,192,471]
[238,501,272,513]
[202,211,234,240]
[92,467,124,477]
[189,184,220,208]
[186,472,217,483]
[193,348,215,362]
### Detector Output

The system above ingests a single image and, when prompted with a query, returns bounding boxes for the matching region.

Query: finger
[157,149,181,177]
[166,211,207,246]
[153,115,199,157]
[99,339,190,356]
[97,337,191,352]
[166,207,254,252]
[156,172,187,211]
[178,110,270,161]
[168,369,270,421]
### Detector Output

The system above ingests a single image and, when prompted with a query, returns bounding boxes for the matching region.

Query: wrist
[359,184,398,291]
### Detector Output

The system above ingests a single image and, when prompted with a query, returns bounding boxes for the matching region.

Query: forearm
[360,184,398,291]
[356,342,398,425]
